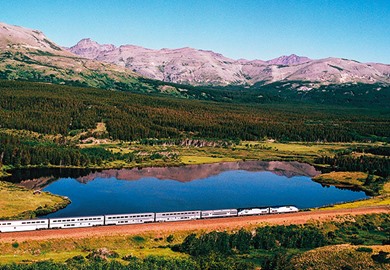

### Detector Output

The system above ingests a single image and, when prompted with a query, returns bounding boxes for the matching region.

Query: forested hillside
[0,80,389,143]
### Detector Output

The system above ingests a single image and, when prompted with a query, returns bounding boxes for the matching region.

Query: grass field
[292,244,390,269]
[80,140,385,166]
[0,181,70,220]
[0,233,188,264]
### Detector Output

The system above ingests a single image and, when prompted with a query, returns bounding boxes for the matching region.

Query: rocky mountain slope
[0,22,150,90]
[68,38,390,86]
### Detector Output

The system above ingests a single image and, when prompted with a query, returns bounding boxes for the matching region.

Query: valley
[0,16,389,269]
[0,79,389,219]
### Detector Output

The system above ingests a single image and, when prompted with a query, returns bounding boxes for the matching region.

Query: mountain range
[1,21,390,100]
[68,38,390,86]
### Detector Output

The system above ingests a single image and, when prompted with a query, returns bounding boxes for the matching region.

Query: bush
[122,254,138,262]
[167,234,174,243]
[356,247,373,253]
[65,255,86,263]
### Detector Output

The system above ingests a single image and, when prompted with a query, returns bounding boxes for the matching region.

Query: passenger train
[0,206,298,233]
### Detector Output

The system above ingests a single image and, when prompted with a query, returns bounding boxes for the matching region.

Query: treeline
[174,225,326,257]
[0,133,134,168]
[1,80,389,142]
[315,154,390,177]
[354,146,390,156]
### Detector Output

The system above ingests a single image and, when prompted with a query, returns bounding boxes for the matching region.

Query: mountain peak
[76,38,98,45]
[267,54,311,65]
[70,38,116,59]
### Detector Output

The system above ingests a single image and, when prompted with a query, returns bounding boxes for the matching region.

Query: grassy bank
[319,182,390,210]
[313,171,384,195]
[0,214,389,269]
[0,181,70,220]
[312,171,390,210]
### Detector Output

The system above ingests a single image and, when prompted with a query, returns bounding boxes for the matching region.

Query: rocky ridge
[68,38,390,86]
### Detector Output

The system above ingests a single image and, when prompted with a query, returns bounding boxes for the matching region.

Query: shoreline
[1,157,388,219]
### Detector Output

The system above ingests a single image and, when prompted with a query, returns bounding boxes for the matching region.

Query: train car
[0,219,48,232]
[156,210,201,222]
[105,213,155,225]
[270,206,299,214]
[201,209,238,218]
[238,207,270,216]
[49,215,104,229]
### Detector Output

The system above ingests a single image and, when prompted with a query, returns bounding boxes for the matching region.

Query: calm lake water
[5,161,368,218]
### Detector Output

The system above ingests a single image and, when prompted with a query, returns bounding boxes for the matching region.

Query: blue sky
[1,0,390,63]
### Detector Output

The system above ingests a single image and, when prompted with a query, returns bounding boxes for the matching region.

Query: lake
[6,161,368,217]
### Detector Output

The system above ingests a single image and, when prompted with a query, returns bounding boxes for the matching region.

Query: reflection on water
[76,160,320,183]
[3,161,368,218]
[7,161,320,189]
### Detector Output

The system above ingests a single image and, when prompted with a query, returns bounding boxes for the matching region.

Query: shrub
[356,247,373,253]
[167,235,174,243]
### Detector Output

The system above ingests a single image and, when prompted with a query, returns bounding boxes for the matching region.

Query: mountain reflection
[11,161,320,189]
[76,161,320,183]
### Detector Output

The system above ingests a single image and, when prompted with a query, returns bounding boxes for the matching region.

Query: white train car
[156,210,201,222]
[49,215,104,229]
[270,206,299,214]
[105,213,155,225]
[0,219,48,232]
[238,207,270,216]
[201,209,238,218]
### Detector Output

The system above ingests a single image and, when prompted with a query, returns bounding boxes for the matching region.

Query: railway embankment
[0,206,388,242]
